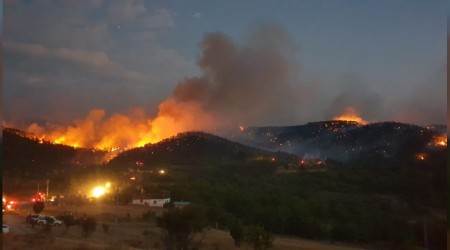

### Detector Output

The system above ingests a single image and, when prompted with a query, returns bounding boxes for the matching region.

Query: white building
[132,191,170,207]
[132,196,151,206]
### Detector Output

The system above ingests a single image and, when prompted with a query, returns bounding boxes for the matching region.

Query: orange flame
[333,107,368,125]
[25,98,215,150]
[432,135,447,147]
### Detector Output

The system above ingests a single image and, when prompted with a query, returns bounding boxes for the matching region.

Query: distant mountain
[106,131,298,171]
[231,121,445,163]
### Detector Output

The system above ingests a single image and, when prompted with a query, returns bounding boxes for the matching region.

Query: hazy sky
[3,0,447,127]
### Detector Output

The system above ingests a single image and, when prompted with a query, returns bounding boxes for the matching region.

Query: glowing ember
[239,125,245,132]
[416,153,426,161]
[333,107,368,125]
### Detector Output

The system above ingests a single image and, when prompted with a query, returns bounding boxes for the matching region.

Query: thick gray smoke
[172,23,308,127]
[324,74,383,122]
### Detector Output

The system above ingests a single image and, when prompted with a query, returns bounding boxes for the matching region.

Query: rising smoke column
[171,23,305,127]
[23,23,308,149]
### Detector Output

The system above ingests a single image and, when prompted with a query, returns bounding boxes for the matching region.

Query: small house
[132,195,152,206]
[132,191,170,207]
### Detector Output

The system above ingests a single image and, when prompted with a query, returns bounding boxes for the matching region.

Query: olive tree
[243,225,274,250]
[156,206,207,250]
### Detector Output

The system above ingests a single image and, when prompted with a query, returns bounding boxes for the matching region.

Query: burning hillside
[2,127,108,178]
[6,24,308,150]
[333,107,368,125]
[430,134,447,147]
[233,121,445,163]
[22,102,214,151]
[4,25,443,152]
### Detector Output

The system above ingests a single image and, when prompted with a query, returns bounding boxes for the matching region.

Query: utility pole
[46,179,49,200]
[115,185,119,240]
[115,185,119,223]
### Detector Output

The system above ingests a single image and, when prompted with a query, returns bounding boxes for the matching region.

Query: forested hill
[4,121,445,175]
[106,131,298,170]
[3,127,107,178]
[233,121,442,163]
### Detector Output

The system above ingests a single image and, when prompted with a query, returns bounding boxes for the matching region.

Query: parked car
[3,224,10,233]
[26,214,43,224]
[37,215,63,226]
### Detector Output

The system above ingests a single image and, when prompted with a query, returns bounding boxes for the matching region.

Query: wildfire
[416,153,426,161]
[22,100,215,151]
[432,135,447,147]
[333,107,368,125]
[91,182,112,198]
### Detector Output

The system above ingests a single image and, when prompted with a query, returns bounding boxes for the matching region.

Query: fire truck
[3,196,18,211]
[31,192,46,203]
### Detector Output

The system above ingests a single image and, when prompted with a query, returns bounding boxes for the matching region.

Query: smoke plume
[172,23,305,127]
[20,24,309,149]
[325,74,382,123]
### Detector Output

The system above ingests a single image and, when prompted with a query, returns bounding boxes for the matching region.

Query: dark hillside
[233,121,439,164]
[3,127,107,178]
[107,131,298,171]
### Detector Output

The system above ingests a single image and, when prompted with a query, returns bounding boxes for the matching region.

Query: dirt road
[3,205,367,250]
[3,213,35,235]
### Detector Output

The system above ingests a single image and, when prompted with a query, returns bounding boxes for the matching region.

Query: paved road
[3,213,35,235]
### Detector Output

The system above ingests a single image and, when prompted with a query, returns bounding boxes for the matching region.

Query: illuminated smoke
[20,23,306,149]
[325,75,381,123]
[26,102,214,150]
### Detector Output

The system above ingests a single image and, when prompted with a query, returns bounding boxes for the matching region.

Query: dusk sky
[3,0,447,130]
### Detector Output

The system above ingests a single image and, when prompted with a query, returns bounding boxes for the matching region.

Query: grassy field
[4,203,365,250]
